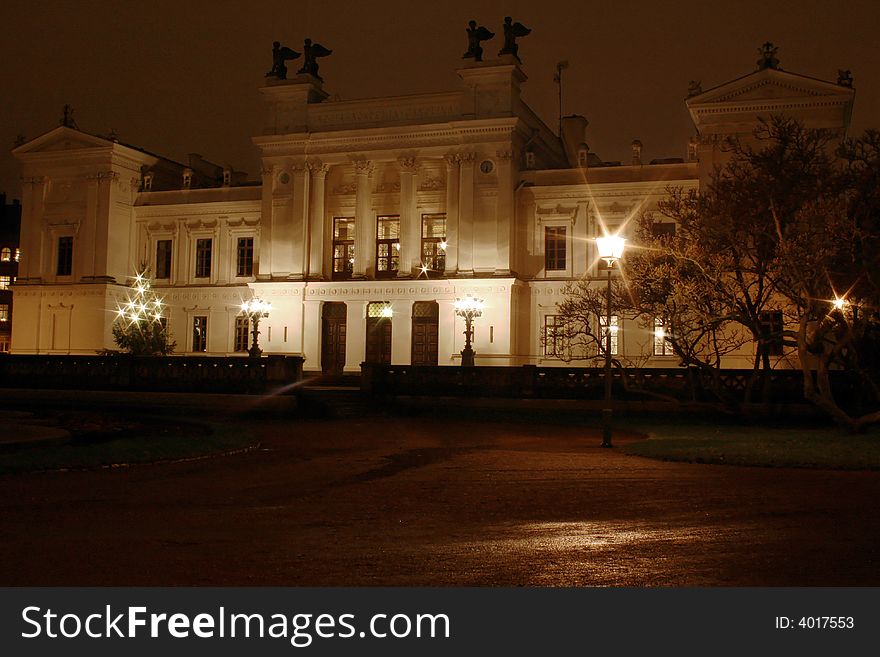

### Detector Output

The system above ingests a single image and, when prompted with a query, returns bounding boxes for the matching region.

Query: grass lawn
[620,417,880,470]
[0,415,256,475]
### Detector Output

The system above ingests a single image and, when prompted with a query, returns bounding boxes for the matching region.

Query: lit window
[195,239,212,278]
[545,226,566,271]
[192,316,208,352]
[421,213,446,272]
[236,237,254,277]
[653,317,673,356]
[332,217,355,280]
[156,240,172,279]
[543,315,566,358]
[598,314,619,355]
[0,276,9,290]
[376,215,400,279]
[57,236,73,276]
[0,304,9,322]
[0,248,10,262]
[15,248,20,262]
[234,315,249,352]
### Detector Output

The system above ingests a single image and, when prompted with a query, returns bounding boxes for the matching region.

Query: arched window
[0,247,10,262]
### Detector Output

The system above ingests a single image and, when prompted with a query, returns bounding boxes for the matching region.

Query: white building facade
[10,53,855,373]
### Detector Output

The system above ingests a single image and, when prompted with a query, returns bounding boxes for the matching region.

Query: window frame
[598,314,620,356]
[56,235,74,277]
[421,213,447,273]
[192,315,208,352]
[758,310,785,357]
[653,316,673,356]
[235,236,255,278]
[375,215,400,279]
[155,239,173,280]
[194,238,212,279]
[233,314,249,352]
[542,314,567,359]
[332,216,355,280]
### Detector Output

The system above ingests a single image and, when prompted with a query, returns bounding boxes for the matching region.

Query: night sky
[1,0,878,198]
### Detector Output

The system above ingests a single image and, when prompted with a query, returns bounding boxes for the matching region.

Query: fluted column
[397,156,418,277]
[290,163,311,279]
[494,149,514,276]
[457,152,475,276]
[443,155,459,276]
[353,159,373,278]
[307,162,329,279]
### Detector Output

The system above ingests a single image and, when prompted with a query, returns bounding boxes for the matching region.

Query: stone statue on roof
[498,16,531,61]
[60,104,78,129]
[687,80,703,97]
[297,39,332,81]
[266,41,301,80]
[757,42,780,70]
[837,69,854,87]
[463,20,494,62]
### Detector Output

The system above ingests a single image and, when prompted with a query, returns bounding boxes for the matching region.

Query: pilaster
[307,162,329,279]
[457,152,475,276]
[353,160,374,278]
[443,156,459,276]
[397,156,419,277]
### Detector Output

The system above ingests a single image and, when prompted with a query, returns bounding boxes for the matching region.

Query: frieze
[375,181,401,193]
[332,183,357,195]
[309,101,460,129]
[86,171,119,182]
[418,177,444,191]
[226,217,261,228]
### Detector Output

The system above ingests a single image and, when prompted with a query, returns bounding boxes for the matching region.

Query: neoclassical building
[9,46,855,373]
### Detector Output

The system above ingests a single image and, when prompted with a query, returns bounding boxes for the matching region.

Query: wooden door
[321,303,347,374]
[411,301,439,366]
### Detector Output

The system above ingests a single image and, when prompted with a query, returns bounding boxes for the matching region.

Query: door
[365,302,393,364]
[411,301,439,366]
[321,302,347,374]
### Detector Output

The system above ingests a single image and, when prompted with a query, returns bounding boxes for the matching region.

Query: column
[397,156,419,277]
[353,160,373,278]
[307,163,329,279]
[257,166,274,279]
[443,155,459,276]
[457,152,475,276]
[290,163,310,279]
[494,149,514,276]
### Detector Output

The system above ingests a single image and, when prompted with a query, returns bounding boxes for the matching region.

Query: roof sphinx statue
[463,20,494,62]
[266,41,301,80]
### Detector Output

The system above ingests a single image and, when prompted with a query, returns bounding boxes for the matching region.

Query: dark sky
[1,0,878,199]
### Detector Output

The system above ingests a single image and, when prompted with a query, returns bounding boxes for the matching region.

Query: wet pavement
[1,412,879,586]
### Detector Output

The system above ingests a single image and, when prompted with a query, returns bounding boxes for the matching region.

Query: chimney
[631,140,643,166]
[560,115,589,168]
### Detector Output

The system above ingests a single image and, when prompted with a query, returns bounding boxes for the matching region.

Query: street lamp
[596,234,626,448]
[240,297,272,358]
[454,295,484,367]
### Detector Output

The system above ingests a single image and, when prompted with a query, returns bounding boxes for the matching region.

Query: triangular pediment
[12,126,115,156]
[688,68,852,107]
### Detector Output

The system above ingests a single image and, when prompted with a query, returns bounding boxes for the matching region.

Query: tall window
[0,247,10,262]
[192,316,208,352]
[333,217,355,280]
[156,240,172,279]
[57,236,73,276]
[195,238,212,278]
[0,304,9,322]
[598,314,619,355]
[421,213,446,272]
[759,310,784,357]
[653,317,673,356]
[543,315,566,358]
[236,237,254,277]
[376,215,400,278]
[0,276,9,290]
[545,226,566,271]
[234,315,249,352]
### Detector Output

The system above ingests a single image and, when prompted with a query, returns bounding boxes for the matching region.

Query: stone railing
[0,355,303,394]
[360,363,824,405]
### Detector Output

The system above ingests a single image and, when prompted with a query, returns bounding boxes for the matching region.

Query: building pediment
[13,126,115,156]
[687,68,854,133]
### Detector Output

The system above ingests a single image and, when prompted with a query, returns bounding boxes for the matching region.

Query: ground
[1,398,878,586]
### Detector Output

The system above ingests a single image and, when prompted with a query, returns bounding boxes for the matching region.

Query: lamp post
[595,234,626,448]
[454,295,484,367]
[240,297,271,358]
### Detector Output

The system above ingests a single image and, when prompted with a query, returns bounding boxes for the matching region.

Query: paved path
[1,413,878,586]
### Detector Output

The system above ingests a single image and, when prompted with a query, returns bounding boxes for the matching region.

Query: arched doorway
[321,302,347,374]
[411,301,439,366]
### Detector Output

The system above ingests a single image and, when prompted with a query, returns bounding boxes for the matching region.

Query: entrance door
[365,302,393,364]
[321,302,347,374]
[411,301,439,366]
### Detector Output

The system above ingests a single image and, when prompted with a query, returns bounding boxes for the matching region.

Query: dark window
[376,215,400,278]
[759,311,784,357]
[421,213,447,273]
[651,222,676,238]
[545,226,566,271]
[156,240,172,279]
[192,316,208,352]
[236,237,254,277]
[543,315,566,358]
[332,217,355,280]
[195,239,212,278]
[57,236,73,276]
[234,315,249,352]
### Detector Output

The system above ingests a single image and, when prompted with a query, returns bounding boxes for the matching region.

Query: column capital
[443,154,459,169]
[398,156,418,173]
[307,160,330,177]
[354,159,374,176]
[457,152,477,164]
[495,148,514,161]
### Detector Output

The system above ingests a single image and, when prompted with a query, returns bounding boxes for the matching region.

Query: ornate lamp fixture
[240,297,272,358]
[454,295,484,367]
